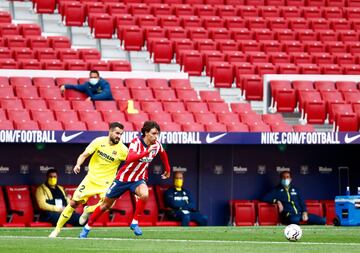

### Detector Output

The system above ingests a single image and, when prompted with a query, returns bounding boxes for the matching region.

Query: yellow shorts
[72,176,112,204]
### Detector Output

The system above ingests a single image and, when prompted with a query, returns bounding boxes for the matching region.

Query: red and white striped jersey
[116,137,164,182]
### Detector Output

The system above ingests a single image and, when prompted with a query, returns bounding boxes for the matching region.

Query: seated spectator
[60,70,113,101]
[263,171,326,225]
[164,172,208,226]
[35,169,81,226]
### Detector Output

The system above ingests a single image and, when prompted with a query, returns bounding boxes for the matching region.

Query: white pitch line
[0,235,359,246]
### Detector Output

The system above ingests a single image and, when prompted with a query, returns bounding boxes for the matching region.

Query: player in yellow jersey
[49,122,128,238]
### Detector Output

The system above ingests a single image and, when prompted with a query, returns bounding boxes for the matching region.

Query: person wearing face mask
[35,169,81,226]
[262,171,326,225]
[60,70,113,101]
[164,172,208,226]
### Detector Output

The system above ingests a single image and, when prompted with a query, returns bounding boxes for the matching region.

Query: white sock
[85,224,92,230]
[131,219,138,225]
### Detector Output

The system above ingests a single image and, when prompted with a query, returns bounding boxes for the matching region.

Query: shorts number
[79,185,85,193]
[107,181,116,194]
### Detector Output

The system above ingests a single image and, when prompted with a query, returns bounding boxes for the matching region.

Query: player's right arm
[73,151,91,174]
[73,138,99,174]
[124,142,158,165]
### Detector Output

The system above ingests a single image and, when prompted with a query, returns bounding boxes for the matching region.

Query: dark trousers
[283,213,326,225]
[39,211,81,226]
[170,210,208,226]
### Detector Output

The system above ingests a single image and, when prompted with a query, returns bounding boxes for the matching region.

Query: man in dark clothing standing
[263,171,325,225]
[164,172,208,226]
[60,70,113,101]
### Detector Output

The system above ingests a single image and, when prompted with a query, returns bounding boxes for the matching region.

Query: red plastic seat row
[0,58,131,71]
[1,35,71,49]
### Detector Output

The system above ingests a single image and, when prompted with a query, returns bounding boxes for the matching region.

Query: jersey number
[78,185,85,193]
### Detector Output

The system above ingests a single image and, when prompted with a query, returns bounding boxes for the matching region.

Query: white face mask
[89,78,99,85]
[281,179,291,187]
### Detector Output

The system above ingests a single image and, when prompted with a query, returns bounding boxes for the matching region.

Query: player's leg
[48,199,81,238]
[78,177,111,225]
[189,211,208,226]
[306,213,326,225]
[49,178,90,238]
[79,180,127,238]
[130,181,148,236]
[288,214,301,225]
[79,196,115,238]
[79,198,103,225]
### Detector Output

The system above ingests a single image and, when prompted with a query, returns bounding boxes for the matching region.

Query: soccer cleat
[48,229,60,238]
[79,206,90,225]
[79,227,91,239]
[130,223,142,236]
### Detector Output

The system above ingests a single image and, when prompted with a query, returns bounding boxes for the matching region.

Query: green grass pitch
[0,226,359,253]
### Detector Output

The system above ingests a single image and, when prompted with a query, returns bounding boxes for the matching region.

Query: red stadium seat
[0,187,7,225]
[102,111,126,124]
[125,79,147,89]
[63,121,87,131]
[335,113,359,131]
[153,89,178,102]
[141,101,164,113]
[293,124,315,132]
[108,60,131,71]
[34,0,56,14]
[172,112,195,124]
[4,186,51,227]
[94,101,118,112]
[234,202,256,226]
[181,122,205,131]
[64,89,88,101]
[130,88,155,101]
[48,36,71,49]
[147,79,169,90]
[62,2,86,26]
[39,120,63,130]
[323,201,335,225]
[47,100,71,111]
[71,100,94,111]
[257,202,279,226]
[38,87,63,100]
[163,101,186,113]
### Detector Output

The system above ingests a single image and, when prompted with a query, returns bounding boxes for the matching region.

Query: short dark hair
[109,122,124,130]
[141,120,160,137]
[280,170,291,178]
[46,169,57,177]
[89,70,99,77]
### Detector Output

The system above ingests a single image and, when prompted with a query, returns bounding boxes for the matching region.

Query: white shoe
[48,229,60,238]
[79,206,90,226]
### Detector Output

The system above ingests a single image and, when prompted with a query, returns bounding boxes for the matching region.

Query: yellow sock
[85,200,102,213]
[55,205,75,230]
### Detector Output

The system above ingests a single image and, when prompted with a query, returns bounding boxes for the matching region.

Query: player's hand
[60,85,65,93]
[302,212,308,221]
[73,165,81,174]
[147,144,158,154]
[276,200,284,213]
[161,171,170,179]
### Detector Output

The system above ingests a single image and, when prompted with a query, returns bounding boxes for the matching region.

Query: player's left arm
[158,144,171,179]
[186,189,196,211]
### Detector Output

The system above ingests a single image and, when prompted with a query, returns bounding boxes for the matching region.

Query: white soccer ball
[284,224,302,241]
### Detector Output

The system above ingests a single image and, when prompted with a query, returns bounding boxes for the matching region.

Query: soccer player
[49,122,128,238]
[79,120,171,238]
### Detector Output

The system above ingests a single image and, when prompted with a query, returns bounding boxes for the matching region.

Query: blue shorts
[106,179,146,199]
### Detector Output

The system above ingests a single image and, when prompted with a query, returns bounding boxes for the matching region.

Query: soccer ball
[284,224,302,241]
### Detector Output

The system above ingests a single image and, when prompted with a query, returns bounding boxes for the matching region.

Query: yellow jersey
[85,136,128,185]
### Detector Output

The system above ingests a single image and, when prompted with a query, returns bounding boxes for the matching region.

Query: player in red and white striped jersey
[79,121,171,238]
